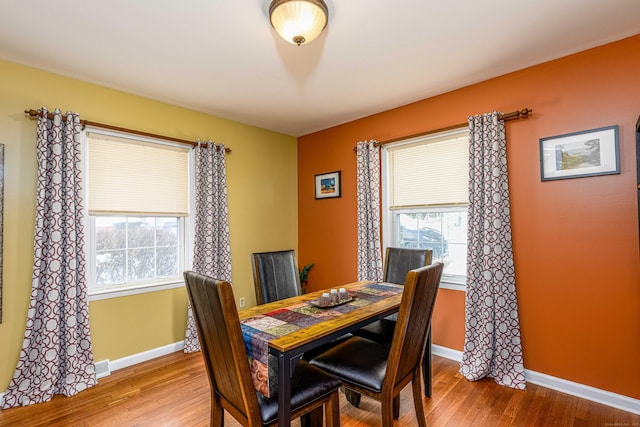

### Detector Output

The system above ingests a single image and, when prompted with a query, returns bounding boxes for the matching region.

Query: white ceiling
[1,1,639,137]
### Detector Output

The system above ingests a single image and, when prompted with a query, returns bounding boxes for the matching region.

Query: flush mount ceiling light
[269,0,329,46]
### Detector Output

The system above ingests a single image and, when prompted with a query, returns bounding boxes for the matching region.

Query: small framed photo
[540,125,620,181]
[315,171,341,199]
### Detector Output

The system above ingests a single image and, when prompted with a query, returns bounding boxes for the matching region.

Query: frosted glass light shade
[269,0,328,46]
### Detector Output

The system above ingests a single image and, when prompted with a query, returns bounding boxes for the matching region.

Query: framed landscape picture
[315,171,341,199]
[539,125,619,181]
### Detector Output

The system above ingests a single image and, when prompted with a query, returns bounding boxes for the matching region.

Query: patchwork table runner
[240,282,403,398]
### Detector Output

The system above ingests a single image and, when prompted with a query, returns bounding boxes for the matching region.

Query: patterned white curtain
[2,108,97,408]
[356,140,383,281]
[184,141,232,353]
[460,112,526,389]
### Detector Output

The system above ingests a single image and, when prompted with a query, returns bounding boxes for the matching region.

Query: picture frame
[315,171,341,199]
[539,125,620,181]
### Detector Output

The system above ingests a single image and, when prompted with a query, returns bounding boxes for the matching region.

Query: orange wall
[298,35,640,399]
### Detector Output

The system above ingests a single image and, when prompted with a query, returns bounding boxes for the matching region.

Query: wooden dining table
[238,280,424,427]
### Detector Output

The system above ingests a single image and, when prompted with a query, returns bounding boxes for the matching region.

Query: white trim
[88,280,184,301]
[83,125,193,300]
[185,148,195,272]
[101,341,185,375]
[1,341,186,406]
[5,342,637,415]
[93,341,185,380]
[525,370,640,415]
[439,281,466,292]
[86,215,187,300]
[432,343,464,361]
[431,344,640,415]
[381,147,391,251]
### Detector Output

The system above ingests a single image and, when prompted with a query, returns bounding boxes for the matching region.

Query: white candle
[329,289,338,304]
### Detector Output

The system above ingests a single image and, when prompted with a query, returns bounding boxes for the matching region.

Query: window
[92,216,183,285]
[84,130,190,299]
[383,128,469,288]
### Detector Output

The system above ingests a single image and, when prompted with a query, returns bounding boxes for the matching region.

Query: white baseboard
[97,341,185,378]
[4,342,637,416]
[432,344,464,361]
[0,342,185,407]
[525,370,640,415]
[431,344,640,415]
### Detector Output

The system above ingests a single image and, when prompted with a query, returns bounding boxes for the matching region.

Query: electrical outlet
[239,297,246,308]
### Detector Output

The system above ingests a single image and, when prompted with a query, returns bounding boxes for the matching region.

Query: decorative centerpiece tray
[309,295,355,308]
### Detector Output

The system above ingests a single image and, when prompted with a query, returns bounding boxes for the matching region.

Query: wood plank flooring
[0,351,637,426]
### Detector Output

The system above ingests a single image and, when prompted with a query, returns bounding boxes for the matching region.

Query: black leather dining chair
[251,249,351,361]
[383,247,433,287]
[184,271,341,427]
[251,249,302,305]
[310,263,443,427]
[354,247,435,396]
[355,247,432,334]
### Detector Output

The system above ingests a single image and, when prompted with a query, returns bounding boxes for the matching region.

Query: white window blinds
[387,128,469,208]
[87,132,189,216]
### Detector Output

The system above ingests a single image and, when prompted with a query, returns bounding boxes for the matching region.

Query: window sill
[440,280,466,292]
[88,279,184,301]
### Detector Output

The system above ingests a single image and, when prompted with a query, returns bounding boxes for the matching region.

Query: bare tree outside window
[94,216,180,287]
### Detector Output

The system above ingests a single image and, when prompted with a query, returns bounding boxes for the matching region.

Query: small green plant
[299,263,314,293]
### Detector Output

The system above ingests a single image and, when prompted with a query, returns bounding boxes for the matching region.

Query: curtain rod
[24,109,231,153]
[352,107,532,153]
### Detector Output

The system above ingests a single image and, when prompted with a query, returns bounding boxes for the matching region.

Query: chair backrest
[183,271,262,425]
[385,263,443,391]
[383,247,433,285]
[251,249,302,305]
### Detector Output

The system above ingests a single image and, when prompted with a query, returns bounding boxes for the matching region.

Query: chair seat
[352,319,396,347]
[310,336,389,393]
[312,264,443,427]
[257,360,341,425]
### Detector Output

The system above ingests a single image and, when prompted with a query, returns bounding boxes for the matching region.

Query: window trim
[381,128,469,291]
[82,128,193,300]
[88,280,184,302]
[87,215,187,297]
[388,207,467,291]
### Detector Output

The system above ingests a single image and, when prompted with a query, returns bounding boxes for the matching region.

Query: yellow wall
[0,60,298,387]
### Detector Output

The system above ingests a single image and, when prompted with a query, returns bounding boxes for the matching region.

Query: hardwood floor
[1,351,637,426]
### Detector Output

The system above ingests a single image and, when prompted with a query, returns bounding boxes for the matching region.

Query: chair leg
[381,396,395,427]
[423,328,432,397]
[325,390,341,427]
[344,388,361,407]
[392,394,400,419]
[412,377,427,427]
[301,407,323,427]
[211,395,224,427]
